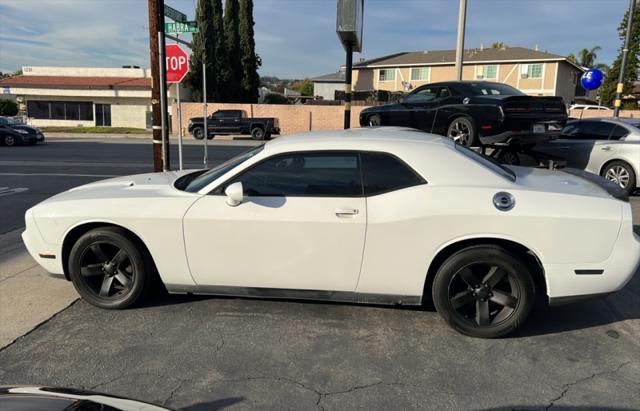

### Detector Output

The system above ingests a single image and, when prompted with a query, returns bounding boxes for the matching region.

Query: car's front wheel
[432,245,535,338]
[4,135,16,146]
[192,127,205,140]
[68,227,152,309]
[367,114,381,127]
[602,160,636,195]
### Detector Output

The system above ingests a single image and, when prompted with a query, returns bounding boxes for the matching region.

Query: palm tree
[577,46,601,68]
[491,41,506,49]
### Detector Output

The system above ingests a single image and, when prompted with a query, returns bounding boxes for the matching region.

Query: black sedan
[0,116,45,145]
[359,81,567,147]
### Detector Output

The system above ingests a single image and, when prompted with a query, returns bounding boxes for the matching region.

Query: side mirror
[225,182,244,207]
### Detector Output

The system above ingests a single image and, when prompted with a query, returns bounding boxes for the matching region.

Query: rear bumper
[270,127,280,135]
[544,204,640,303]
[479,130,562,146]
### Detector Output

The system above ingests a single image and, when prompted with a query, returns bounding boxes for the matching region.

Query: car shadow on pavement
[181,397,244,411]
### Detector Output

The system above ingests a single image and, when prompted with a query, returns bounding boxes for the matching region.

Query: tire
[367,114,381,127]
[192,127,205,140]
[432,245,535,338]
[68,227,153,309]
[251,127,265,140]
[601,160,636,195]
[4,135,16,146]
[446,117,477,147]
[495,149,520,165]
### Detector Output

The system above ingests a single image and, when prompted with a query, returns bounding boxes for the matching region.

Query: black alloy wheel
[4,135,16,146]
[251,127,265,140]
[432,246,535,338]
[69,227,151,309]
[446,117,476,147]
[368,114,381,127]
[193,127,205,140]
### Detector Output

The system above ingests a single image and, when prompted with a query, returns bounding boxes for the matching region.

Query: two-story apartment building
[314,46,586,103]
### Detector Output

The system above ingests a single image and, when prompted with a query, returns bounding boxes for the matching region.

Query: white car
[569,104,612,112]
[535,117,640,194]
[22,128,640,338]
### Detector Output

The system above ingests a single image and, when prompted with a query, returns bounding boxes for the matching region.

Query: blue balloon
[580,69,604,90]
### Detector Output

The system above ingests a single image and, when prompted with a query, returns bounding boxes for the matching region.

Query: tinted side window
[564,121,613,140]
[361,152,425,196]
[609,125,629,140]
[232,152,362,197]
[404,87,438,104]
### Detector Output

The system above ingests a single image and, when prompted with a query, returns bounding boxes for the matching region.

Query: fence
[568,109,640,119]
[172,102,370,136]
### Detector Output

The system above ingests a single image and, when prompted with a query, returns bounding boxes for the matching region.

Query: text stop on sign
[165,44,189,84]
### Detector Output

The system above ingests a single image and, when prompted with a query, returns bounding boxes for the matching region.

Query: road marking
[0,187,29,197]
[0,173,117,178]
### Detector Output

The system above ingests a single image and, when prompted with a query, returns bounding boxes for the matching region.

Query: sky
[0,0,632,79]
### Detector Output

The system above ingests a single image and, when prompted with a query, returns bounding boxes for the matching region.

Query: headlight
[15,129,29,134]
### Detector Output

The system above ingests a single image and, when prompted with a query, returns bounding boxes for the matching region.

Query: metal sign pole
[203,59,208,168]
[614,0,636,117]
[177,83,183,170]
[158,33,168,171]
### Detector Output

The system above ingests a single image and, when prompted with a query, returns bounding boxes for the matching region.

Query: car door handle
[601,146,612,151]
[335,208,359,217]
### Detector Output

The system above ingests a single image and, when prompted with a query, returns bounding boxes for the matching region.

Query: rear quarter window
[361,152,425,195]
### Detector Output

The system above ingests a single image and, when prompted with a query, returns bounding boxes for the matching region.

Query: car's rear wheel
[4,135,16,146]
[447,117,476,147]
[68,227,152,309]
[251,127,265,140]
[432,246,535,338]
[602,160,636,195]
[367,114,381,127]
[192,127,205,140]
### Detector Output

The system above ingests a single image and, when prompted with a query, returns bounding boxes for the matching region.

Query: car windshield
[468,83,524,96]
[181,144,264,193]
[454,144,516,182]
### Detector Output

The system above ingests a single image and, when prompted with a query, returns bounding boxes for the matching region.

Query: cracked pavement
[0,138,639,410]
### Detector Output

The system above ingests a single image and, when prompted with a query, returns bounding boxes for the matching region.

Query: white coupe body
[23,128,640,311]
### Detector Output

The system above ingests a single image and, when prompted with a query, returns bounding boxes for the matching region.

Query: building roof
[310,71,345,83]
[353,47,581,69]
[0,75,151,89]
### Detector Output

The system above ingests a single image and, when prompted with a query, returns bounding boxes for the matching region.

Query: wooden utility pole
[148,0,163,171]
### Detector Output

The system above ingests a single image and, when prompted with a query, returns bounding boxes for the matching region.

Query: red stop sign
[165,44,189,84]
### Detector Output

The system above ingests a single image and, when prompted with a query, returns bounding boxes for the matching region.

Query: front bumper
[22,209,65,277]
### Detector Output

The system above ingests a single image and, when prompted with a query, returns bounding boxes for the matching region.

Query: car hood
[12,124,39,133]
[42,170,197,203]
[509,166,623,200]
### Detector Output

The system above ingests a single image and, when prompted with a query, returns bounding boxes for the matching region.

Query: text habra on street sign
[165,21,199,34]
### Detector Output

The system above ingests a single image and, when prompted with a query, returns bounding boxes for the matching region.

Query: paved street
[0,137,639,411]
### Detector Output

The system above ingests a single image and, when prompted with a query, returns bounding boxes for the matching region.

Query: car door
[182,151,367,291]
[401,86,440,132]
[536,121,612,169]
[210,111,226,132]
[585,123,630,174]
[222,110,243,133]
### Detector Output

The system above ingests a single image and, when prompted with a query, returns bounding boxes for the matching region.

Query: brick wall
[172,103,369,136]
[568,109,640,119]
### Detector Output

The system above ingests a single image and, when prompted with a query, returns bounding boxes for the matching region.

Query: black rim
[447,263,520,327]
[368,116,380,126]
[79,241,135,300]
[254,129,263,138]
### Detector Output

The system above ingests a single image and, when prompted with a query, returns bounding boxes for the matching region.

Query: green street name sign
[164,5,187,23]
[165,21,199,33]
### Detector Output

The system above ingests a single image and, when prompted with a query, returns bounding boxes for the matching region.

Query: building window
[378,69,395,82]
[410,67,430,81]
[522,63,543,79]
[27,101,94,121]
[476,65,498,80]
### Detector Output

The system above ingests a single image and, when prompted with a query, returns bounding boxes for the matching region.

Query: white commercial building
[0,66,153,129]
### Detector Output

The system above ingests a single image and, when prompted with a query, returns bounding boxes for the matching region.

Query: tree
[0,99,18,116]
[186,0,230,102]
[601,4,640,105]
[224,0,241,102]
[578,46,601,67]
[491,41,506,49]
[239,0,261,103]
[290,79,314,96]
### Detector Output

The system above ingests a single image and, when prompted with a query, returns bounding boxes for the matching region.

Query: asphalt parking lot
[0,137,639,410]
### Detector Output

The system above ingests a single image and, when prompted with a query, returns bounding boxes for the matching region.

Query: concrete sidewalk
[0,229,77,349]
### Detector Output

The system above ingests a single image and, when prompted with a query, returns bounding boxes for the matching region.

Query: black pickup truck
[188,109,280,140]
[359,81,567,147]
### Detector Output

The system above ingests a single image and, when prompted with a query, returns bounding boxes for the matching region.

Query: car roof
[264,127,453,152]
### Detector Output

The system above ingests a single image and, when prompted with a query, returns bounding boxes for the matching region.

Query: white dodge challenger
[22,128,640,338]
